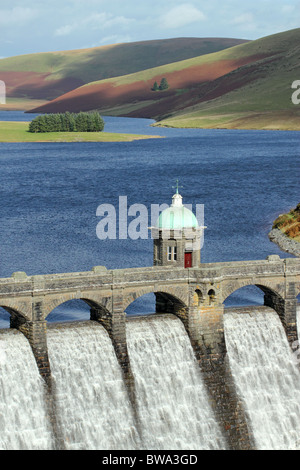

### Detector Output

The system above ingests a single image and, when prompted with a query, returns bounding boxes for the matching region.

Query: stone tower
[151,188,204,268]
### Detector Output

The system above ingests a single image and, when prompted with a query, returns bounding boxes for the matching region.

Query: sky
[0,0,299,57]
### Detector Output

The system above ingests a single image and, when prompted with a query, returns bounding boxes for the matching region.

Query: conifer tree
[159,78,169,91]
[28,111,104,133]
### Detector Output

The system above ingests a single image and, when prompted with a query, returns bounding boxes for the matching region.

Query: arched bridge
[1,254,299,370]
[1,254,299,450]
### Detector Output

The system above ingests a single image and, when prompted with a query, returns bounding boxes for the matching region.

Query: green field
[0,121,161,143]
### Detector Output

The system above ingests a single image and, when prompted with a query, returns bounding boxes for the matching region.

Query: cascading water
[2,307,300,450]
[126,315,226,450]
[47,321,140,450]
[224,306,300,450]
[0,330,53,450]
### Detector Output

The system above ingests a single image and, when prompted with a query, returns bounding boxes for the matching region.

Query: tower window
[208,289,216,305]
[168,246,177,261]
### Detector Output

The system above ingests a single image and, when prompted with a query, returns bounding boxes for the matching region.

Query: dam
[1,190,300,450]
[0,255,299,450]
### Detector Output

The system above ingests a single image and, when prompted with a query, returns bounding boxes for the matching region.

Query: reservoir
[0,112,299,450]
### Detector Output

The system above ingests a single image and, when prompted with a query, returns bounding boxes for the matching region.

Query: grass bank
[272,204,300,242]
[154,110,300,131]
[0,121,161,142]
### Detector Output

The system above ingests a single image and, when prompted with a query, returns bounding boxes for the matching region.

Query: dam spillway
[0,329,53,450]
[0,308,300,450]
[224,307,300,450]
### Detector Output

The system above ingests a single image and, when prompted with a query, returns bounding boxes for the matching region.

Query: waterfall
[126,315,226,450]
[0,330,53,450]
[2,307,300,450]
[47,321,140,450]
[224,307,300,450]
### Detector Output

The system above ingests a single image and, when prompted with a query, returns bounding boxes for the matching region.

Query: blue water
[0,112,299,323]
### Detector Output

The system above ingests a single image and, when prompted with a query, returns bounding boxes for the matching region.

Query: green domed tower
[152,187,204,268]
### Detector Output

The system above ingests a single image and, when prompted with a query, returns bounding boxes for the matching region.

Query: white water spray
[47,322,140,450]
[0,330,53,450]
[126,315,226,450]
[224,307,300,450]
[2,306,300,450]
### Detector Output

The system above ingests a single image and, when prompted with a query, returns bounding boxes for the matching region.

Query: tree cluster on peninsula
[29,111,104,133]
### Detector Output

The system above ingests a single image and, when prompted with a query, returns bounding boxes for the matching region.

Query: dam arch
[123,286,188,313]
[125,292,156,316]
[221,280,284,305]
[0,304,31,331]
[223,284,265,308]
[43,294,112,321]
[222,281,298,347]
[46,298,95,324]
[123,287,188,330]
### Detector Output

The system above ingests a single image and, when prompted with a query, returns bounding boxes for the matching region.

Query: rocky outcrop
[269,228,300,257]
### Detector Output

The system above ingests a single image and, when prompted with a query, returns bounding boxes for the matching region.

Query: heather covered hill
[29,28,300,131]
[157,29,300,130]
[0,37,247,109]
[29,52,260,115]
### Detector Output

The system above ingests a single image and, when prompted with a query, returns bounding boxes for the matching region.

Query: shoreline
[153,123,300,132]
[268,228,300,257]
[0,121,163,143]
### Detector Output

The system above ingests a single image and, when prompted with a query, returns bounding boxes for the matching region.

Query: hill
[0,37,247,110]
[156,29,300,129]
[29,29,300,131]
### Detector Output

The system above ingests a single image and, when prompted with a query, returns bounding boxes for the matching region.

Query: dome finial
[172,178,183,195]
[171,179,183,208]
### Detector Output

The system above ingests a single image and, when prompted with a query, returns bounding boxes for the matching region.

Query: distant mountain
[28,29,300,131]
[0,37,248,110]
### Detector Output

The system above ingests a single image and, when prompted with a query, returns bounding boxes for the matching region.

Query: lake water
[0,112,299,323]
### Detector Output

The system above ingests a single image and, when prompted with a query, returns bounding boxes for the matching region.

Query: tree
[159,78,169,91]
[68,113,76,132]
[28,119,40,133]
[37,115,48,133]
[28,111,104,133]
[92,112,105,131]
[152,81,159,91]
[59,113,68,132]
[75,112,88,132]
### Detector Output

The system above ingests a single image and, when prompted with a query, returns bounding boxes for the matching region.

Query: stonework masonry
[1,255,300,450]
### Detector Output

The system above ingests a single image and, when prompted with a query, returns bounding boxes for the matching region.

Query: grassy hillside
[0,37,247,108]
[29,29,300,131]
[157,30,300,129]
[28,47,263,114]
[272,204,300,242]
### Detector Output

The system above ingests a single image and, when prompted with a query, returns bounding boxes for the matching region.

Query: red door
[185,252,192,268]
